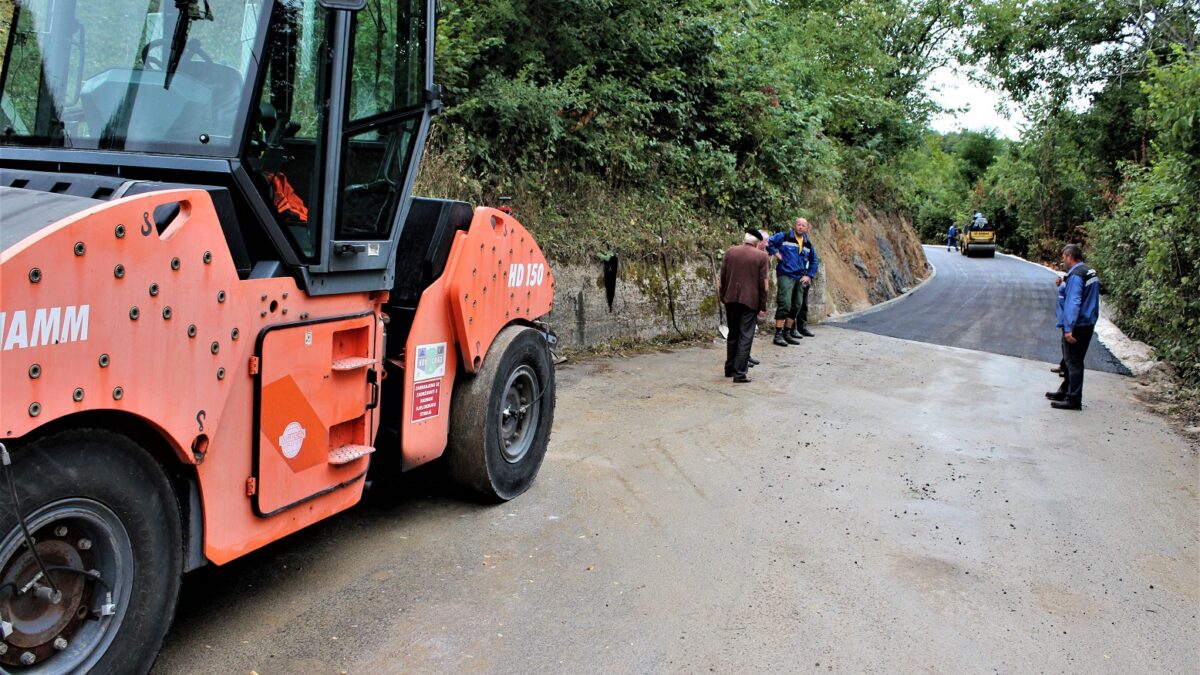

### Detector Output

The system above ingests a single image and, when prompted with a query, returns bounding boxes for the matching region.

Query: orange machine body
[0,190,554,565]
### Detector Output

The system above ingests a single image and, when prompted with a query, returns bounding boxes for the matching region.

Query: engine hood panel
[0,187,102,253]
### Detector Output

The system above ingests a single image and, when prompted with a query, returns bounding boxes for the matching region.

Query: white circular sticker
[279,421,307,459]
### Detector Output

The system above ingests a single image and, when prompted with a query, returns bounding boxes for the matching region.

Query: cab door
[308,0,438,291]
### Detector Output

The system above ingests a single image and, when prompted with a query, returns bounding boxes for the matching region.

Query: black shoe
[788,328,804,340]
[1050,400,1081,410]
[773,332,789,347]
[725,371,734,378]
[784,332,802,345]
[1045,391,1066,401]
[732,375,751,383]
[748,357,760,366]
[799,328,815,337]
[1050,366,1065,374]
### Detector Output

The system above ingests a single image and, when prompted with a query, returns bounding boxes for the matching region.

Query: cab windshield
[0,0,270,155]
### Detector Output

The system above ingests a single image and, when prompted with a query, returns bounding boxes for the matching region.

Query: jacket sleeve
[766,232,784,257]
[1055,283,1066,328]
[758,255,769,312]
[808,240,820,278]
[1062,274,1083,333]
[718,259,728,300]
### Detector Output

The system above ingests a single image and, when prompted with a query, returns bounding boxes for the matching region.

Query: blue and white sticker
[414,342,447,382]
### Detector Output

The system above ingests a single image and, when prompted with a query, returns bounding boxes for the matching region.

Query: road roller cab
[0,0,556,670]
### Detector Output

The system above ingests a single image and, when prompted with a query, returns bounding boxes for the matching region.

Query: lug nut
[20,651,35,665]
[53,637,67,651]
[54,526,67,537]
[78,538,92,551]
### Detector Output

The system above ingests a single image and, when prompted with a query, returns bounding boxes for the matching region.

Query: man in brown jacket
[720,228,770,383]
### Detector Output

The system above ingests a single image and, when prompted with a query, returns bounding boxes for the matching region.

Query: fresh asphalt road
[832,246,1128,375]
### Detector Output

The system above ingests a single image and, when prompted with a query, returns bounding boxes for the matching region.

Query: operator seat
[384,198,474,355]
[174,58,244,133]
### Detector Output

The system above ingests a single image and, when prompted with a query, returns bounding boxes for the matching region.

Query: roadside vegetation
[414,0,968,263]
[0,1,1192,380]
[415,0,1197,382]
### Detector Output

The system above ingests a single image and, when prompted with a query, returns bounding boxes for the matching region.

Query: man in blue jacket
[767,217,820,346]
[1046,244,1100,410]
[947,223,958,251]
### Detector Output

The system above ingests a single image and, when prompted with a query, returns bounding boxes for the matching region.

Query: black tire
[0,429,182,674]
[446,326,556,501]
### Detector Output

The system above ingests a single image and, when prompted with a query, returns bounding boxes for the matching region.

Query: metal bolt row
[27,247,216,285]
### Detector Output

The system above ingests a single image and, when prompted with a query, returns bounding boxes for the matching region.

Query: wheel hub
[499,365,540,464]
[1,539,90,655]
[0,500,131,671]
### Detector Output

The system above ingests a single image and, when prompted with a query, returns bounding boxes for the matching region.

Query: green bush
[420,0,967,260]
[1090,50,1200,382]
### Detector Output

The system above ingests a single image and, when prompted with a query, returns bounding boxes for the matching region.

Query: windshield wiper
[164,0,212,88]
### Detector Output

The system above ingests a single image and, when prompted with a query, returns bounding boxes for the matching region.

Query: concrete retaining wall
[544,206,929,349]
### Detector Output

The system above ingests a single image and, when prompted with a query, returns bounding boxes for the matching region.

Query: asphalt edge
[997,250,1161,378]
[824,246,938,323]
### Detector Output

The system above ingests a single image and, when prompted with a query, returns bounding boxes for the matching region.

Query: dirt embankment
[545,205,928,348]
[807,205,930,320]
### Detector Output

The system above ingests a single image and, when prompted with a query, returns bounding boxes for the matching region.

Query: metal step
[331,357,376,371]
[328,444,375,465]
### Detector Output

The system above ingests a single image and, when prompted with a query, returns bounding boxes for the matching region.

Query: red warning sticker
[412,378,442,422]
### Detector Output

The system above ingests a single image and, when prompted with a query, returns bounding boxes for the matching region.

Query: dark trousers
[724,302,758,377]
[1057,324,1095,404]
[797,282,810,328]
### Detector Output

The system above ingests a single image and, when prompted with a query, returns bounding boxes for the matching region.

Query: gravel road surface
[154,326,1197,673]
[832,246,1128,375]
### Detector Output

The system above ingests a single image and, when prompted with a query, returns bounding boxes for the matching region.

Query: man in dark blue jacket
[947,223,958,251]
[1046,244,1100,410]
[767,217,820,346]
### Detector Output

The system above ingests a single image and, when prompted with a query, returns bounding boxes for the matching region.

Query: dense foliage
[420,0,1196,377]
[416,0,965,260]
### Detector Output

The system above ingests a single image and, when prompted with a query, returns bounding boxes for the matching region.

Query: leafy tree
[941,129,1003,186]
[896,133,971,241]
[421,0,970,259]
[962,0,1198,108]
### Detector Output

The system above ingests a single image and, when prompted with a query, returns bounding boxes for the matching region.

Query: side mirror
[318,0,366,10]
